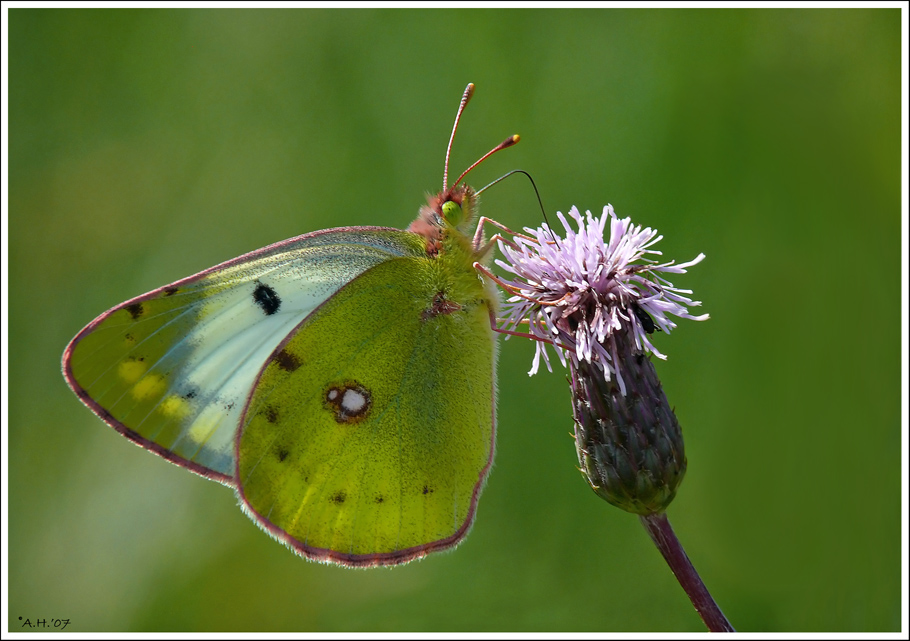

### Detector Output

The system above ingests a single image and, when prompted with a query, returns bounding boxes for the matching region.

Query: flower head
[496,205,708,395]
[493,204,708,514]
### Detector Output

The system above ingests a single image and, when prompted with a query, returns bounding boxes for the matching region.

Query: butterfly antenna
[453,135,521,189]
[477,168,557,244]
[444,83,476,192]
[477,169,547,221]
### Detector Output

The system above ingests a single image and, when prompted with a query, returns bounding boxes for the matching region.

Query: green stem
[640,512,735,632]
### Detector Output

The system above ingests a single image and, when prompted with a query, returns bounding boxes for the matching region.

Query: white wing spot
[342,388,367,413]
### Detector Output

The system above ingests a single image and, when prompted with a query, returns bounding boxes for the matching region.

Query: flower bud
[570,328,686,515]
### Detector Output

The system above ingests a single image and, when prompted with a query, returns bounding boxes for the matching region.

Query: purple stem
[640,512,735,632]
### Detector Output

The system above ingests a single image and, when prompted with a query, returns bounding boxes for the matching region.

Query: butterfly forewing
[64,229,422,481]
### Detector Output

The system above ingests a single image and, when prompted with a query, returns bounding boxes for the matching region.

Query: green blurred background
[7,8,902,633]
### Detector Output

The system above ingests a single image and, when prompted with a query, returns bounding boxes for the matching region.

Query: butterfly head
[407,184,477,254]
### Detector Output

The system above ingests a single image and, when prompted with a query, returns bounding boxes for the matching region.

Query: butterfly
[62,83,518,567]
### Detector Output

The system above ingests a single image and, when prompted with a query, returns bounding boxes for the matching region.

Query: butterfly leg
[471,216,537,254]
[474,262,561,343]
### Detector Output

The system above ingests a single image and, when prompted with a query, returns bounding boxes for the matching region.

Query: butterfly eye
[441,200,464,227]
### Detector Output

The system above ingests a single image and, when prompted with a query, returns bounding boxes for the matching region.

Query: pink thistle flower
[495,204,708,395]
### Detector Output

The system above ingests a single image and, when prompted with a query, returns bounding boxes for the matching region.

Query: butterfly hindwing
[237,248,497,566]
[63,228,423,482]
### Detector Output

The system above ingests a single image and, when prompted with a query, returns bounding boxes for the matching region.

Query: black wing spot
[331,491,347,504]
[163,287,179,297]
[264,406,280,423]
[253,282,281,315]
[274,348,301,372]
[422,485,434,495]
[422,291,462,321]
[375,495,385,504]
[124,303,144,320]
[276,448,289,462]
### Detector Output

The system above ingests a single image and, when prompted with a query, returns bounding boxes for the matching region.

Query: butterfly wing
[63,228,424,483]
[237,249,498,566]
